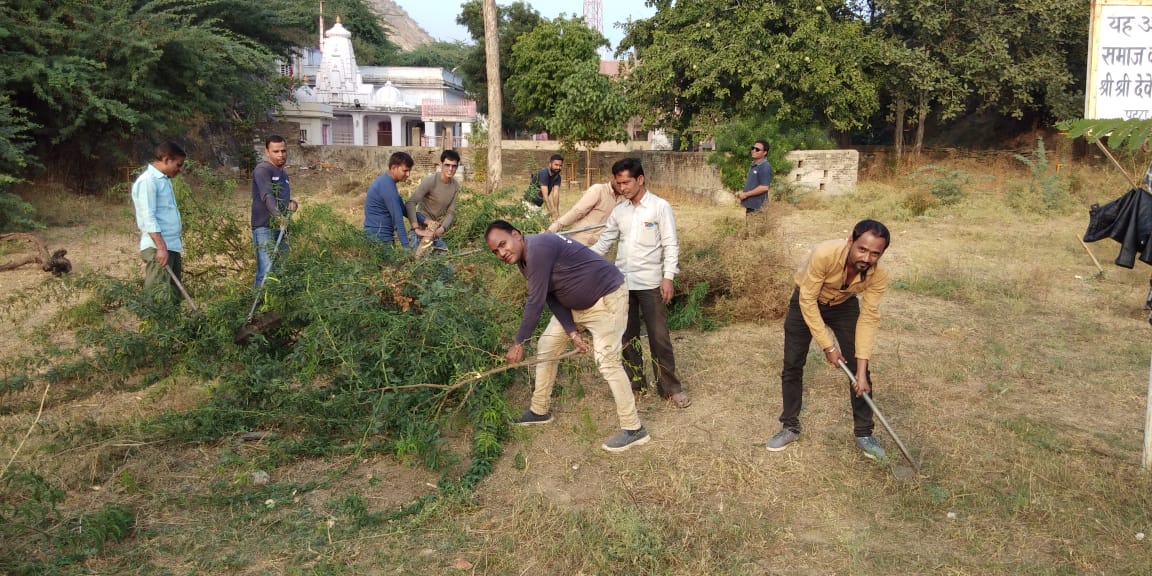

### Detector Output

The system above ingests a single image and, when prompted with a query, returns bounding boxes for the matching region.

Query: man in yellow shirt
[766,220,891,460]
[546,180,622,246]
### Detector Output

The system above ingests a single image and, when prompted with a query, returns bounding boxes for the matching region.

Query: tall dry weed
[676,208,794,323]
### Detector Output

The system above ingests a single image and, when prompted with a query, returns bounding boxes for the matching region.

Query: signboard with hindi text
[1087,0,1152,120]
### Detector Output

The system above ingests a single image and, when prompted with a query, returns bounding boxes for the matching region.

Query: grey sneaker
[766,428,800,451]
[601,426,651,453]
[855,436,887,460]
[513,409,553,426]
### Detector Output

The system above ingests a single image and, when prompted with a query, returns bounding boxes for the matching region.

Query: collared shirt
[131,163,183,253]
[794,239,889,359]
[742,158,773,212]
[552,183,622,246]
[405,173,460,232]
[591,189,679,290]
[515,234,624,344]
[251,161,291,229]
[364,173,409,248]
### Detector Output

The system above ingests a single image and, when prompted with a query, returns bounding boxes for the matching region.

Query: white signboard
[1086,0,1152,119]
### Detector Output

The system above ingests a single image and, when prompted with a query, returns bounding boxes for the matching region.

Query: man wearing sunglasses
[406,149,462,255]
[738,140,773,219]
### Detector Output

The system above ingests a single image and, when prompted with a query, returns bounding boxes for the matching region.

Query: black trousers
[622,287,684,397]
[779,289,874,437]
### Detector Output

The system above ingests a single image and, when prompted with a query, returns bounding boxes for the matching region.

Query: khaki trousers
[530,285,640,430]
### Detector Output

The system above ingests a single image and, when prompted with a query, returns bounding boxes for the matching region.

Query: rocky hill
[370,0,436,51]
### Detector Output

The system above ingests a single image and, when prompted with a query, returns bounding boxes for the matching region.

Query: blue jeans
[253,226,287,288]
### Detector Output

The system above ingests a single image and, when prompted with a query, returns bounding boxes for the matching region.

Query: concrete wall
[783,149,859,195]
[286,144,860,204]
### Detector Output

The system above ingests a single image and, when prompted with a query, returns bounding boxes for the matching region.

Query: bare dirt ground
[3,159,1152,574]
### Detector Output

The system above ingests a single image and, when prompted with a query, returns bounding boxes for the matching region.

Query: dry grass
[5,158,1152,574]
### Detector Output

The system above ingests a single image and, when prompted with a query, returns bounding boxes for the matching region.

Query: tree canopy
[507,16,610,134]
[546,64,632,153]
[0,0,392,182]
[615,0,1091,150]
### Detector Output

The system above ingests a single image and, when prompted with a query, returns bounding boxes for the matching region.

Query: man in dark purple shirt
[486,220,650,453]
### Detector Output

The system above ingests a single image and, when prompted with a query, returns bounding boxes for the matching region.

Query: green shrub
[1011,137,1070,212]
[911,165,968,206]
[707,115,835,193]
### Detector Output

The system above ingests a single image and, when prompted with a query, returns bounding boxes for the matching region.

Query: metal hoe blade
[838,359,919,471]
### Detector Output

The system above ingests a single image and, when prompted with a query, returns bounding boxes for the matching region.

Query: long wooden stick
[388,350,582,392]
[0,383,50,480]
[1092,138,1141,190]
[1077,235,1105,274]
[1144,352,1152,471]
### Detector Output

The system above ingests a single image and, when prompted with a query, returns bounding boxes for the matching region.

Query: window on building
[279,63,294,77]
[299,129,308,144]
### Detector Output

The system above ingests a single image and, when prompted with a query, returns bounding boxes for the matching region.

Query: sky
[391,0,656,53]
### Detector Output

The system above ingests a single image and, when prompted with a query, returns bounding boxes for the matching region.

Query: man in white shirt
[591,158,691,408]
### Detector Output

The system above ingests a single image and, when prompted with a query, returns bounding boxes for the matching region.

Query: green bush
[911,165,968,206]
[1011,137,1070,213]
[707,115,835,193]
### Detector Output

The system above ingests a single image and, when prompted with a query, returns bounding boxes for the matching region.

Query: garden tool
[234,212,292,345]
[165,265,198,311]
[837,359,920,472]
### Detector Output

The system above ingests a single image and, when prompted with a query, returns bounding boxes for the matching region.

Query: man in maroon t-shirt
[486,219,650,453]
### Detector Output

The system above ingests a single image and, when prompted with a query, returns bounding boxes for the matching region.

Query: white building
[279,18,477,147]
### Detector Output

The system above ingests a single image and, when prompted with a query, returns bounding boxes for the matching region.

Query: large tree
[867,0,1087,153]
[392,41,471,69]
[507,16,609,134]
[618,0,880,148]
[0,0,392,182]
[457,0,544,136]
[546,64,633,187]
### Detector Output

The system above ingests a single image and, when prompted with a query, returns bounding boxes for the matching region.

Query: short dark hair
[152,141,186,161]
[754,139,770,153]
[852,219,891,249]
[485,219,521,240]
[389,151,414,169]
[441,149,461,163]
[549,153,564,163]
[265,135,286,148]
[611,157,644,178]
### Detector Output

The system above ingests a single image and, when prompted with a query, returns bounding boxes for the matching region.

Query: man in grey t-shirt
[406,149,461,257]
[486,219,650,453]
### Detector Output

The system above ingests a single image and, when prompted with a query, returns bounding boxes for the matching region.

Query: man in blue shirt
[486,219,650,453]
[739,139,773,224]
[131,141,186,301]
[251,135,299,288]
[365,152,414,249]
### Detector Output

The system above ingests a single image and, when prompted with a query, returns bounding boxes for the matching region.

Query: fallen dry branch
[0,383,50,481]
[0,232,72,275]
[388,350,583,393]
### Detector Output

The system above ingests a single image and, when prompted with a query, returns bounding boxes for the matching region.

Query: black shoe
[513,409,553,426]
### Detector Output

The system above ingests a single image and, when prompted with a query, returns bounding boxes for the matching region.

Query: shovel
[837,359,920,472]
[235,213,291,345]
[165,265,198,311]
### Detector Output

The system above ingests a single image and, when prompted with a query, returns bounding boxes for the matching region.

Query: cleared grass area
[3,156,1152,574]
